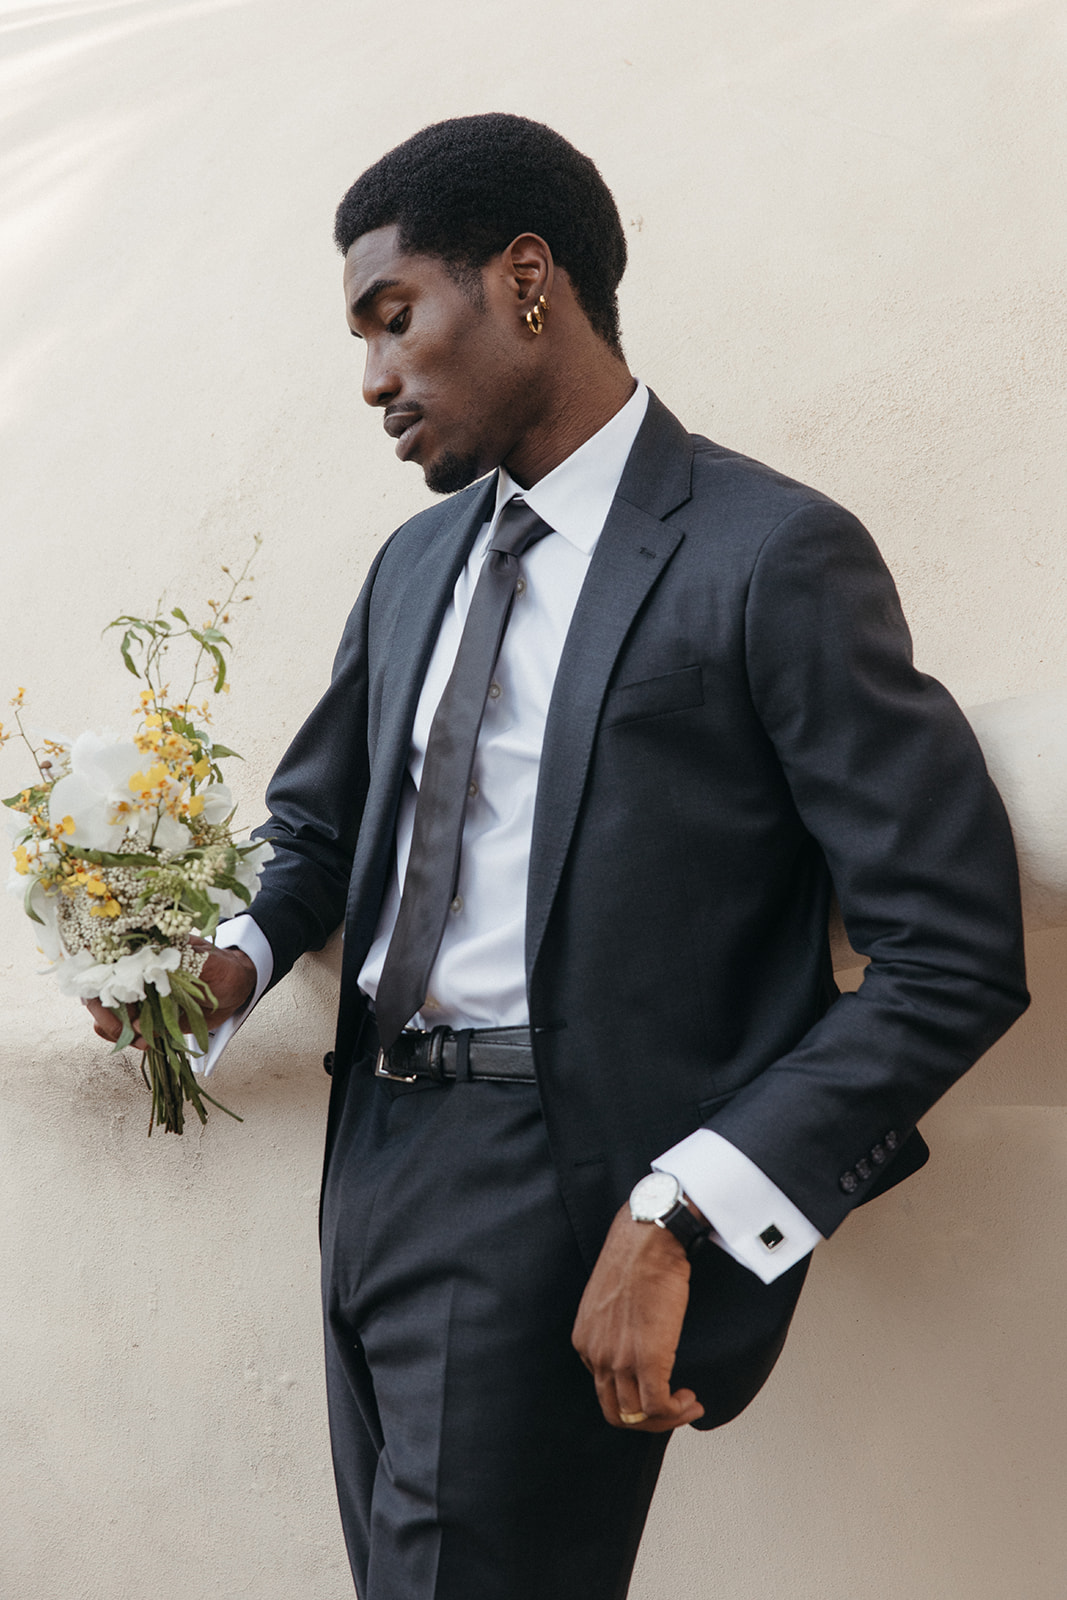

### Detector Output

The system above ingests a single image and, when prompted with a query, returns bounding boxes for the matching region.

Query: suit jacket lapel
[526,393,694,980]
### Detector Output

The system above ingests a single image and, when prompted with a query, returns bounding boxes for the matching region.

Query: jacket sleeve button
[855,1157,872,1181]
[884,1130,899,1152]
[870,1143,886,1166]
[840,1171,859,1194]
[323,1052,335,1075]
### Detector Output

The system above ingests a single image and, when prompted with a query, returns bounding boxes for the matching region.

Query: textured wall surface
[1,2,1065,1596]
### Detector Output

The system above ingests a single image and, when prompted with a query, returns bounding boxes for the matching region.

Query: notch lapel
[526,395,694,981]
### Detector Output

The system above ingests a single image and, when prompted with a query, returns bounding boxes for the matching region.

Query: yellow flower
[129,762,168,794]
[186,794,205,817]
[59,815,76,835]
[13,845,30,875]
[89,898,122,919]
[85,877,108,897]
[192,756,210,781]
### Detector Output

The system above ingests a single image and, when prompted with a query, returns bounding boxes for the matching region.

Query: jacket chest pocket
[600,664,705,728]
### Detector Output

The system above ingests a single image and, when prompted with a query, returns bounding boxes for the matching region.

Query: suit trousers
[320,1056,670,1600]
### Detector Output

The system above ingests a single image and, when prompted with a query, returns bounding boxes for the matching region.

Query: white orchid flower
[127,798,188,854]
[234,837,273,891]
[53,948,110,1000]
[48,730,143,852]
[102,945,182,1005]
[52,943,182,1007]
[199,783,233,826]
[27,882,63,963]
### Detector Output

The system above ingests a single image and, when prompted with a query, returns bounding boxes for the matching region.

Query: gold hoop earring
[525,294,550,336]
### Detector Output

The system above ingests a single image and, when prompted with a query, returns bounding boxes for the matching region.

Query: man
[91,114,1028,1598]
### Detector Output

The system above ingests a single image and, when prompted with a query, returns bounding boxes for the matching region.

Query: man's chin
[423,449,483,496]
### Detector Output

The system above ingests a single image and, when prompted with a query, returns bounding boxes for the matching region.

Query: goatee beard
[424,450,481,496]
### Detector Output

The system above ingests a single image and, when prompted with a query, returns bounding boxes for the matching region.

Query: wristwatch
[628,1171,711,1258]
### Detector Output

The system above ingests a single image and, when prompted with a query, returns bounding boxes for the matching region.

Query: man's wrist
[628,1171,712,1258]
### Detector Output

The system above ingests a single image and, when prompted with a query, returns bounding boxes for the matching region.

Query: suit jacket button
[870,1143,886,1166]
[323,1051,335,1075]
[840,1171,859,1194]
[855,1157,872,1181]
[884,1130,899,1152]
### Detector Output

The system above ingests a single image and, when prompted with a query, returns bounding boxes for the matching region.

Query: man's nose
[362,344,400,408]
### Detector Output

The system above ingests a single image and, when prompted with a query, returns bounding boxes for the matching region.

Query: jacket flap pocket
[602,664,704,727]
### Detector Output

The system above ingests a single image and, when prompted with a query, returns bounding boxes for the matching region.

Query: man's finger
[85,998,147,1050]
[613,1370,646,1427]
[633,1364,675,1425]
[620,1389,705,1433]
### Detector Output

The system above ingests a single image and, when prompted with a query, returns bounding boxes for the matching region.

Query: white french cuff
[185,913,274,1076]
[653,1128,823,1286]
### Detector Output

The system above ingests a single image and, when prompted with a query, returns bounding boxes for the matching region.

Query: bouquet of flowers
[2,544,271,1134]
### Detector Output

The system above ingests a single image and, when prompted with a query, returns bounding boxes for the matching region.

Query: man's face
[343,225,535,495]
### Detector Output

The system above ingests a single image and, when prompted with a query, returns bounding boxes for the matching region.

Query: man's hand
[571,1202,705,1432]
[84,937,258,1051]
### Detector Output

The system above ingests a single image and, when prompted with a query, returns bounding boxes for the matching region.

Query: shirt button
[516,577,527,596]
[468,781,478,797]
[488,682,502,700]
[450,895,463,914]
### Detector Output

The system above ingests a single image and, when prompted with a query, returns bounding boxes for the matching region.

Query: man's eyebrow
[349,277,402,321]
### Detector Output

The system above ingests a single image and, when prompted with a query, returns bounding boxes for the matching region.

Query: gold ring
[619,1410,648,1425]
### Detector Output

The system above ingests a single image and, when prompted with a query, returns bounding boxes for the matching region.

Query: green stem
[137,985,241,1135]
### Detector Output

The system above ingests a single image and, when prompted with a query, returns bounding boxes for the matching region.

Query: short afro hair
[334,114,627,353]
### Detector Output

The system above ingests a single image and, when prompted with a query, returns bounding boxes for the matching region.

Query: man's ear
[501,233,554,312]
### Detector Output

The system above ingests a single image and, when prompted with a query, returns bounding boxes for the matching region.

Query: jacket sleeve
[703,500,1030,1238]
[244,540,391,989]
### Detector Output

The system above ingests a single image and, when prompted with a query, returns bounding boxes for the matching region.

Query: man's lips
[383,409,420,439]
[383,410,424,460]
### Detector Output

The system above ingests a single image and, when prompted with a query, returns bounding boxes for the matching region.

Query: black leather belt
[374,1024,536,1084]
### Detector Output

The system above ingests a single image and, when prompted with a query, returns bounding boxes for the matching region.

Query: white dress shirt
[207,380,821,1284]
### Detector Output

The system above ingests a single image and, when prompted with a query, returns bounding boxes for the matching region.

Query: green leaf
[110,1006,136,1052]
[120,629,140,679]
[77,847,161,868]
[23,878,44,924]
[171,606,189,623]
[207,744,242,761]
[157,989,190,1052]
[212,872,251,906]
[171,981,210,1053]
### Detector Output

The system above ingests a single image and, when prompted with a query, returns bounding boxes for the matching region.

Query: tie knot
[490,498,553,561]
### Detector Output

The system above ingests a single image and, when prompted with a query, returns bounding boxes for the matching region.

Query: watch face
[629,1171,681,1222]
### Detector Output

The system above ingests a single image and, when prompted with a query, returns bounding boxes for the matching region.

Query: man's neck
[503,362,636,490]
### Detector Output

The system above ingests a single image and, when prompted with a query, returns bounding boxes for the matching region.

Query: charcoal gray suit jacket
[248,392,1028,1425]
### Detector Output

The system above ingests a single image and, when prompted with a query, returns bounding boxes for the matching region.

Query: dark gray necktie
[374,497,553,1051]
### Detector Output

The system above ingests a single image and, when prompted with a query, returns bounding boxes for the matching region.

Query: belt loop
[453,1029,473,1082]
[427,1025,450,1083]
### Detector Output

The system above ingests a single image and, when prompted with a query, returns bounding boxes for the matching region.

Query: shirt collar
[489,380,649,555]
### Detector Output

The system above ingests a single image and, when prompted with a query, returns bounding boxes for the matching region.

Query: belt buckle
[374,1045,418,1083]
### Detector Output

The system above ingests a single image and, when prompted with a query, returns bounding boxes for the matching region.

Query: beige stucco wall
[2,1,1065,1595]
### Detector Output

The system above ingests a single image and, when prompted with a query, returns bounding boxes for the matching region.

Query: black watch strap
[659,1199,712,1258]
